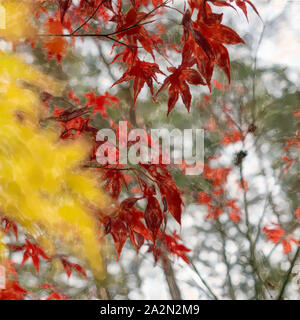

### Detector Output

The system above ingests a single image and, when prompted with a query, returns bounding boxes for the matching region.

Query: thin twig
[72,0,106,35]
[216,220,236,299]
[251,24,265,122]
[277,245,300,300]
[189,261,219,300]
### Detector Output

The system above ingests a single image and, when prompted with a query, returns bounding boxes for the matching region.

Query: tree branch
[163,256,182,300]
[72,0,106,35]
[277,245,300,300]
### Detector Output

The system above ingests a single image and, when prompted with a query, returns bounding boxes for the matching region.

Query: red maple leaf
[157,65,205,115]
[144,192,164,241]
[102,168,128,199]
[1,218,18,240]
[197,192,212,205]
[84,90,119,117]
[281,237,298,254]
[8,239,51,274]
[220,130,242,145]
[142,165,184,224]
[104,197,151,259]
[60,257,87,278]
[233,0,260,21]
[164,231,190,263]
[104,216,128,260]
[112,7,155,57]
[263,224,298,254]
[113,59,164,107]
[0,280,27,300]
[43,18,70,62]
[181,7,244,87]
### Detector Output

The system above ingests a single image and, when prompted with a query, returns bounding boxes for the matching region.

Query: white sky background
[255,0,300,70]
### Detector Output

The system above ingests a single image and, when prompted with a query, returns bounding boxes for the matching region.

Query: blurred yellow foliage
[0,0,36,41]
[0,1,110,279]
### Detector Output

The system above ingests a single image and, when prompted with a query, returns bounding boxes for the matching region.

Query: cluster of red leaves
[197,163,243,223]
[202,100,245,146]
[7,237,88,279]
[0,255,28,300]
[263,224,298,254]
[1,0,263,297]
[0,280,27,300]
[8,240,51,274]
[264,115,300,255]
[37,0,256,263]
[0,217,88,300]
[163,231,190,263]
[36,0,259,116]
[43,83,187,263]
[280,132,300,175]
[221,130,242,145]
[102,165,186,262]
[60,256,87,278]
[42,90,118,139]
[43,16,73,62]
[148,231,190,265]
[284,133,300,151]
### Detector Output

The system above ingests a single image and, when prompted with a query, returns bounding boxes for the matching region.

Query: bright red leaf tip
[1,218,18,240]
[60,257,87,278]
[57,0,72,23]
[164,232,191,263]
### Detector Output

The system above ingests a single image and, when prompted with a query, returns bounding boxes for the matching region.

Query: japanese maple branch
[251,24,265,122]
[39,1,168,45]
[38,32,138,48]
[71,0,106,35]
[104,1,168,37]
[162,253,182,300]
[190,261,218,300]
[277,245,300,300]
[84,163,157,183]
[239,160,264,297]
[216,219,236,299]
